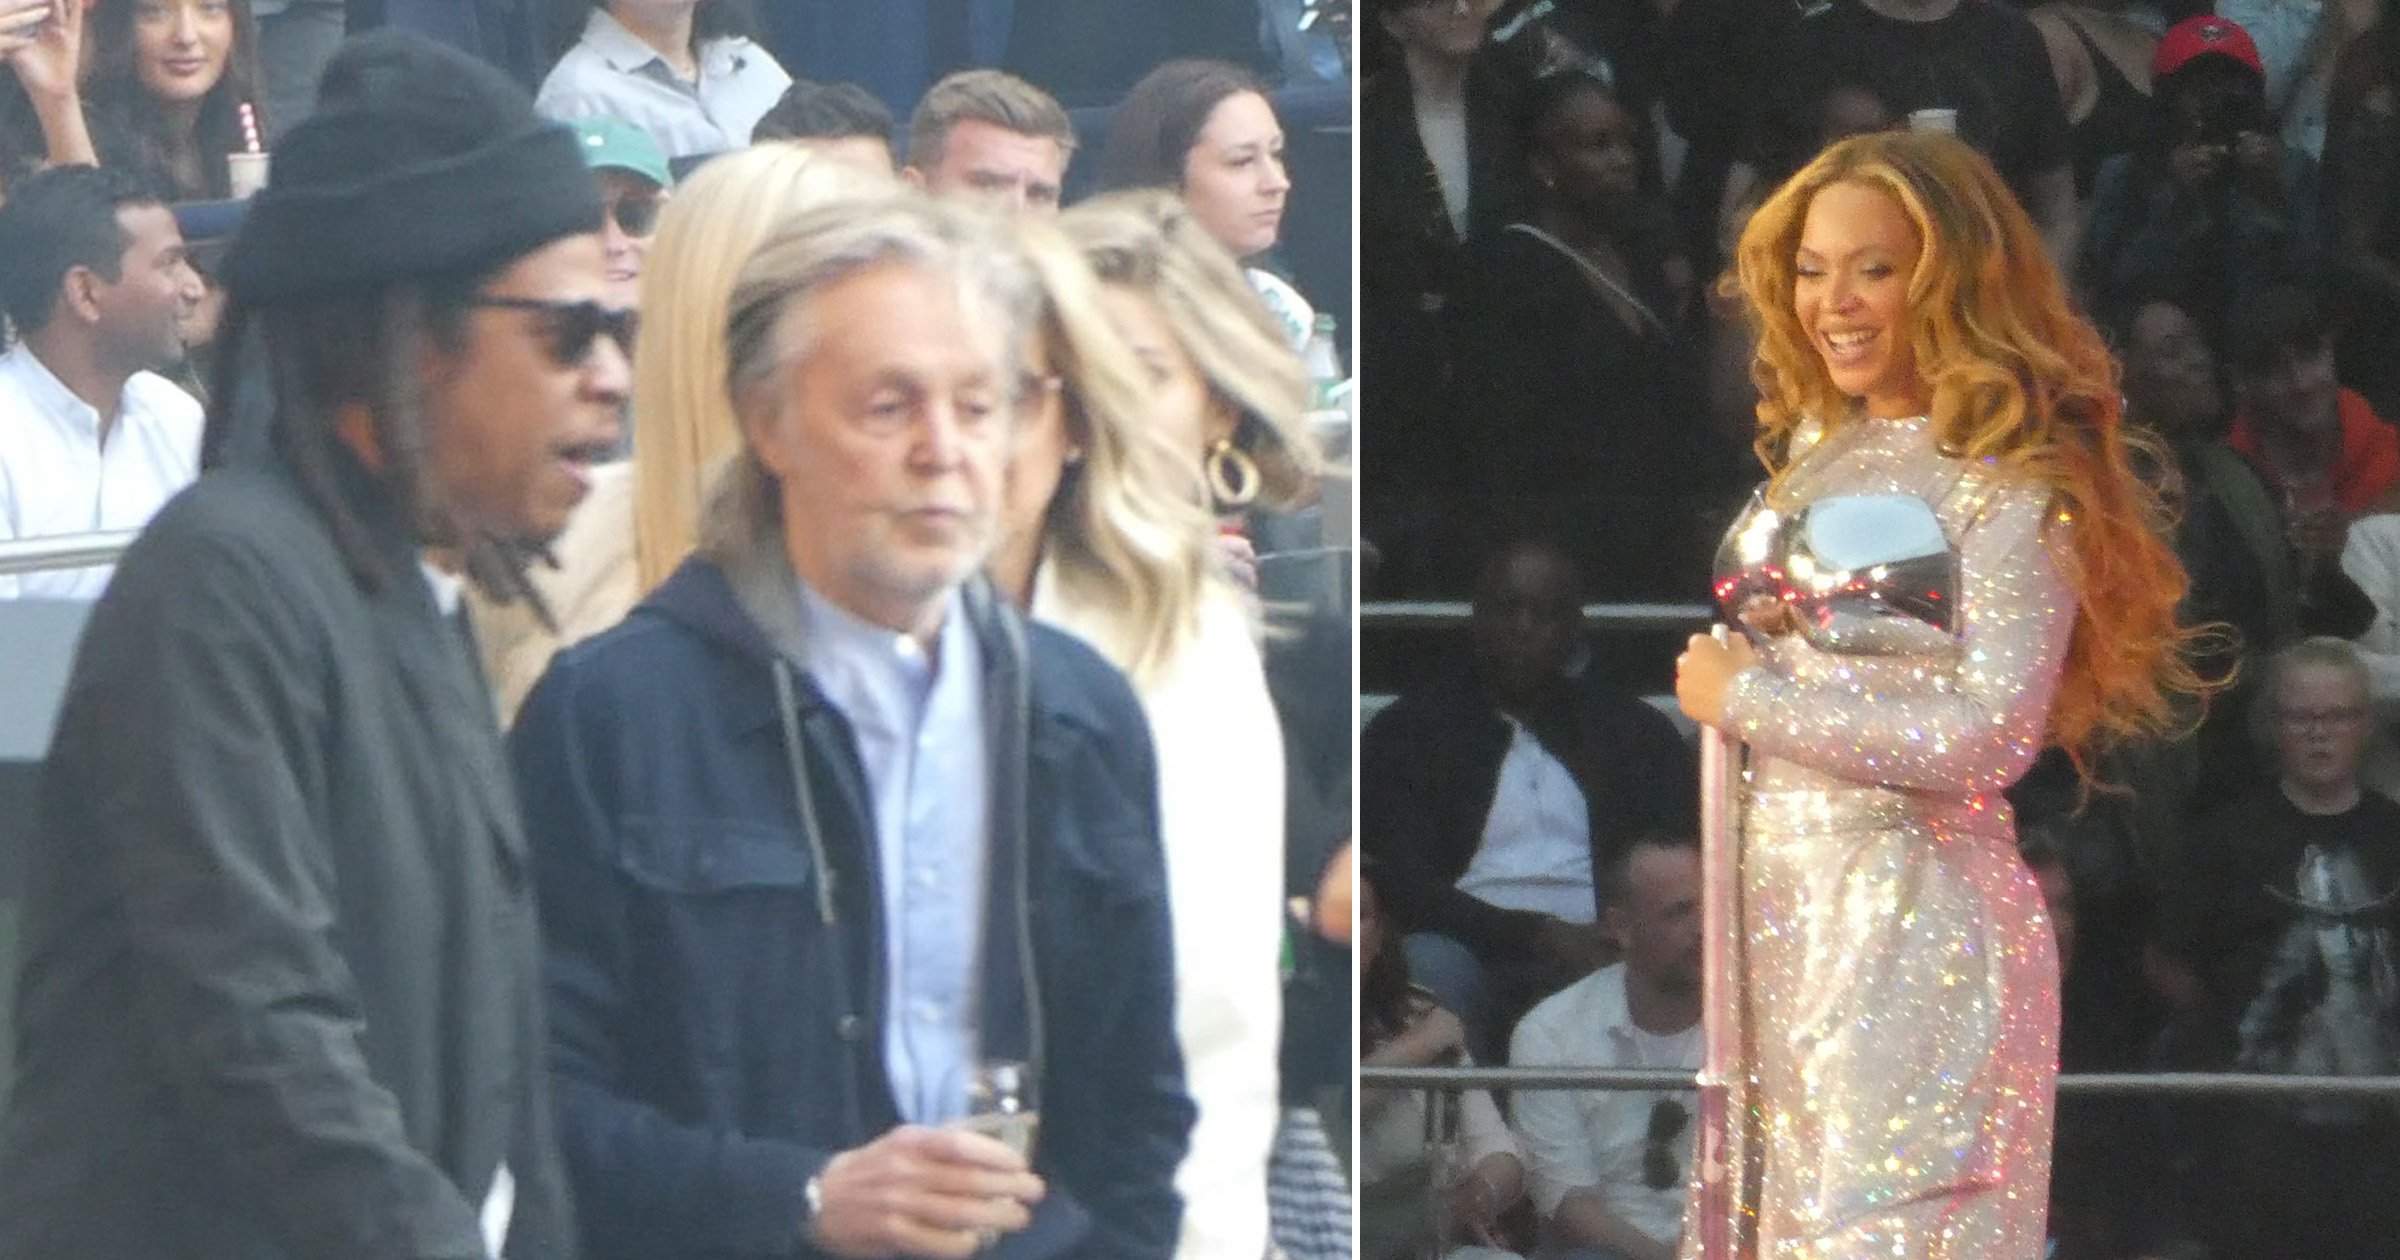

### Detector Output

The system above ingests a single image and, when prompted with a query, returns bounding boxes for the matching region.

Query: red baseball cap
[2154,16,2264,80]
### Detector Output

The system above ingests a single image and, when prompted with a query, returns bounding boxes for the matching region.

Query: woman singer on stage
[1672,129,2204,1258]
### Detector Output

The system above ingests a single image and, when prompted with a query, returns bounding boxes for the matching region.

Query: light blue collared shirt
[535,8,792,158]
[795,581,988,1124]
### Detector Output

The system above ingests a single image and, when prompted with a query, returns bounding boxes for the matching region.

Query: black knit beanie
[221,31,603,304]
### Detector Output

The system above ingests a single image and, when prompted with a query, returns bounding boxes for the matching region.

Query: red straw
[237,102,261,154]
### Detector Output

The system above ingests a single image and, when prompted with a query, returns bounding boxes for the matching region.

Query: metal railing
[1361,600,1713,630]
[0,531,135,578]
[1362,1063,2400,1099]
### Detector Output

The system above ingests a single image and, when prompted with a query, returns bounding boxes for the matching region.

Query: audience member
[1508,832,1702,1260]
[0,163,202,599]
[990,220,1283,1260]
[509,192,1192,1260]
[2154,636,2400,1260]
[2224,282,2400,519]
[1356,0,1515,590]
[1359,869,1529,1260]
[0,0,264,200]
[1097,59,1310,346]
[467,144,872,724]
[2343,506,2400,799]
[1730,0,2078,264]
[2121,296,2373,808]
[537,0,790,159]
[2025,0,2161,197]
[1062,188,1319,533]
[2080,17,2328,345]
[2326,6,2400,419]
[1445,70,1726,602]
[1361,538,1696,1063]
[0,32,619,1256]
[566,115,669,312]
[902,67,1073,216]
[751,75,894,172]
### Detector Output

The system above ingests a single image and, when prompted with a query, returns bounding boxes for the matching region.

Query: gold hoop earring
[1206,438,1261,510]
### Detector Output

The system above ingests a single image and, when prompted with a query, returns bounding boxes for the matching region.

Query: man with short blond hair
[903,68,1076,215]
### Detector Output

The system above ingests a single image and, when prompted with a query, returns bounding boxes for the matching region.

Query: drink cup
[227,151,270,199]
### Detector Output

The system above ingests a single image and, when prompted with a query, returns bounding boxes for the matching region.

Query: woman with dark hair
[1444,69,1724,601]
[1,0,264,200]
[2326,0,2400,418]
[536,0,788,159]
[1098,57,1312,346]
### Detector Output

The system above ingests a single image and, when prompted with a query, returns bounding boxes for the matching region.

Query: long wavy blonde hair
[631,147,893,591]
[1732,130,2208,769]
[1012,220,1220,684]
[1060,188,1318,509]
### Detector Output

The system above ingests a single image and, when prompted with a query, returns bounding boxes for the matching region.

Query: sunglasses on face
[605,194,663,238]
[469,295,639,367]
[1642,1096,1689,1190]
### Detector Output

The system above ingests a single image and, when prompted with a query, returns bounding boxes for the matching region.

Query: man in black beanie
[0,31,624,1260]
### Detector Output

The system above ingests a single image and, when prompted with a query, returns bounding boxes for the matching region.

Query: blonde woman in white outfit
[987,219,1288,1260]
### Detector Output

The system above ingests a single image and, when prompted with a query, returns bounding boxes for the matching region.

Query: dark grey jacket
[0,457,575,1260]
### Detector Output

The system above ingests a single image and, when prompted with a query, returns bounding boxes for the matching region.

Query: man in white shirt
[903,69,1075,218]
[537,0,792,159]
[1510,833,1704,1260]
[0,163,205,600]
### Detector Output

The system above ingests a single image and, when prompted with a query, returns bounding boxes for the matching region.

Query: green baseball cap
[568,116,672,189]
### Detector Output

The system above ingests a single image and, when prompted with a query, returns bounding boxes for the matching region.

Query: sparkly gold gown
[1683,415,2073,1259]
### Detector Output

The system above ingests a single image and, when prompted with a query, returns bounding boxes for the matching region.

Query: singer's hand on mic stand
[1676,630,1756,729]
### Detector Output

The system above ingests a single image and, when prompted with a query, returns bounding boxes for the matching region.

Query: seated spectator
[1359,868,1529,1260]
[2153,636,2400,1260]
[901,68,1072,217]
[1097,58,1312,347]
[1508,832,1702,1260]
[0,163,202,599]
[536,0,789,160]
[2122,295,2374,809]
[2220,0,2357,158]
[2224,283,2400,519]
[750,75,893,173]
[566,116,669,312]
[1446,69,1730,600]
[1361,537,1696,1063]
[0,0,264,200]
[2081,18,2328,344]
[1728,0,2077,265]
[2026,0,2160,199]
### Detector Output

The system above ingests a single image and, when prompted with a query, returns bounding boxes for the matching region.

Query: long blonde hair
[1013,219,1219,684]
[1060,188,1318,509]
[1733,130,2207,769]
[631,147,893,591]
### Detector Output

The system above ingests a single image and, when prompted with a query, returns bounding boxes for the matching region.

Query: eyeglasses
[1642,1097,1689,1190]
[605,194,663,238]
[469,296,638,368]
[2279,706,2369,732]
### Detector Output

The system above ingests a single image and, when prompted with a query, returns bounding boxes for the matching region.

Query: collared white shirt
[535,8,791,158]
[1456,717,1596,923]
[0,345,202,600]
[1509,965,1701,1245]
[795,581,989,1125]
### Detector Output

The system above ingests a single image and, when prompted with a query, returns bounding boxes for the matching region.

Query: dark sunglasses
[469,296,639,367]
[606,194,663,238]
[1642,1097,1689,1190]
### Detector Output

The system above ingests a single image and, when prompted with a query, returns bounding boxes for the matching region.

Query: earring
[1206,438,1261,510]
[1064,445,1085,465]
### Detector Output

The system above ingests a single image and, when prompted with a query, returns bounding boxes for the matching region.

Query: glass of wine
[960,1060,1040,1159]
